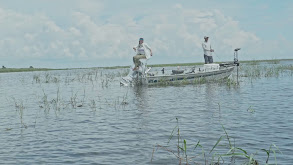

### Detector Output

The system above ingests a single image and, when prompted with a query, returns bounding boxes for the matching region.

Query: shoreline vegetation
[1,59,292,73]
[0,68,68,73]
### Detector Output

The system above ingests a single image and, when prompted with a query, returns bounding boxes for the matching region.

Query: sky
[0,0,292,68]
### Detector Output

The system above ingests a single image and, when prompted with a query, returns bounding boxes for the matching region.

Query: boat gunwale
[146,66,234,79]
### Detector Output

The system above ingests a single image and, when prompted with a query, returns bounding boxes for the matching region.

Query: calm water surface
[0,62,292,164]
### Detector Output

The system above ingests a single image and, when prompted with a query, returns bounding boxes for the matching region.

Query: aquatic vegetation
[12,98,27,128]
[157,77,171,86]
[40,90,50,112]
[210,128,282,165]
[226,77,238,88]
[32,73,61,84]
[70,91,78,108]
[240,59,286,65]
[89,99,97,111]
[51,87,62,112]
[33,74,41,83]
[114,95,129,110]
[239,63,293,81]
[181,77,189,85]
[26,60,292,89]
[192,77,206,85]
[247,106,255,114]
[101,77,110,88]
[101,92,129,110]
[39,88,70,113]
[152,118,282,165]
[38,87,98,114]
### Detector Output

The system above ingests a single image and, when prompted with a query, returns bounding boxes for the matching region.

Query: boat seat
[172,70,184,74]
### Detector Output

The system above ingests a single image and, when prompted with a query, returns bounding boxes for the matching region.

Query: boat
[120,48,240,86]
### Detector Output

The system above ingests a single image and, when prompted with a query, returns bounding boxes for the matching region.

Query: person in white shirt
[132,38,152,70]
[202,36,214,64]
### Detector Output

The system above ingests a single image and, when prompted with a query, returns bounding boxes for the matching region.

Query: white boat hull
[121,66,235,86]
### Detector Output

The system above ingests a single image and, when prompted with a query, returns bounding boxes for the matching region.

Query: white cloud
[75,0,104,15]
[0,3,291,68]
[69,27,81,36]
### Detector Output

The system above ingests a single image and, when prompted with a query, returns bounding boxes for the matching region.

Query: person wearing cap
[132,38,152,70]
[202,36,214,64]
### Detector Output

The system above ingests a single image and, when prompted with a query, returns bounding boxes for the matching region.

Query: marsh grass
[30,69,121,93]
[210,126,282,165]
[240,59,291,65]
[114,95,129,110]
[51,87,63,112]
[226,78,238,88]
[33,74,41,83]
[38,88,88,114]
[12,98,27,128]
[239,63,293,81]
[32,73,60,84]
[102,91,129,110]
[152,118,282,165]
[40,88,70,114]
[192,77,207,85]
[28,60,293,88]
[36,85,123,116]
[32,69,117,87]
[41,90,50,112]
[182,77,189,85]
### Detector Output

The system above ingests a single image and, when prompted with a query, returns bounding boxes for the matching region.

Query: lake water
[0,61,292,164]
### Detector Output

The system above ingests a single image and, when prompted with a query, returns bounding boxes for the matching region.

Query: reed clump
[32,73,60,84]
[240,63,293,79]
[12,98,27,128]
[152,118,282,165]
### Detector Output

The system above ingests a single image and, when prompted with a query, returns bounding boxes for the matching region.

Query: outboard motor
[234,48,241,84]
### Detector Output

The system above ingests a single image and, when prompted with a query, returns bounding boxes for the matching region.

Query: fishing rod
[212,51,222,62]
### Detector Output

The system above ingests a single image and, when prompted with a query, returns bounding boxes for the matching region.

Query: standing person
[202,36,214,64]
[132,38,152,70]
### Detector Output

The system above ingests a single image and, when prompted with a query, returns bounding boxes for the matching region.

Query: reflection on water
[133,85,149,110]
[0,62,293,164]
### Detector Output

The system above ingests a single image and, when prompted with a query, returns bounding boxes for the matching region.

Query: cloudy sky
[0,0,292,68]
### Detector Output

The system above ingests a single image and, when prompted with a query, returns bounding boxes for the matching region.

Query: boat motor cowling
[234,48,240,66]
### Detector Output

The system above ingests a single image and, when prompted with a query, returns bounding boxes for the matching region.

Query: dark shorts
[204,54,213,64]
